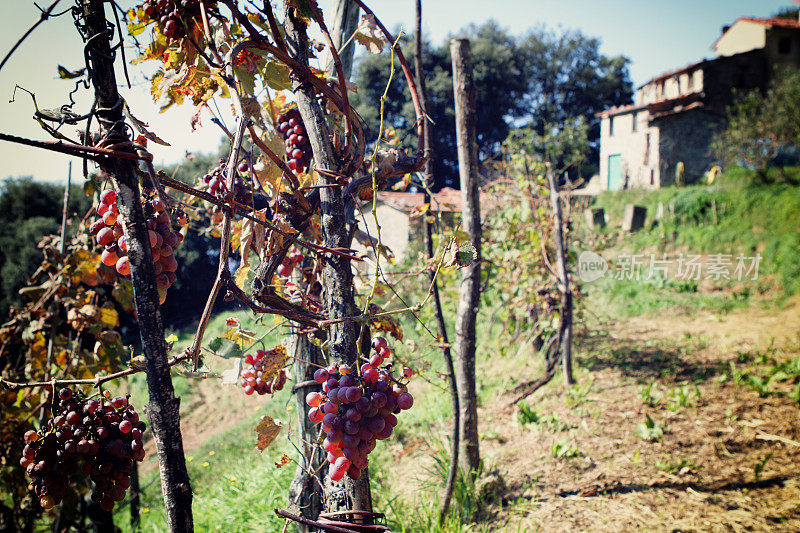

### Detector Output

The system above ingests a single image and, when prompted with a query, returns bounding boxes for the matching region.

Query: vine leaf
[288,0,319,23]
[239,209,268,266]
[354,14,388,54]
[444,231,477,269]
[255,416,281,452]
[234,265,251,287]
[124,102,171,146]
[260,60,292,91]
[257,345,289,382]
[57,65,86,79]
[221,358,242,385]
[367,303,403,341]
[223,325,256,349]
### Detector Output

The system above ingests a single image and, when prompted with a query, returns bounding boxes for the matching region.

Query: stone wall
[655,109,725,186]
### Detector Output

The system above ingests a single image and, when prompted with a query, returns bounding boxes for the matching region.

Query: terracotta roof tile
[713,16,800,49]
[739,16,800,29]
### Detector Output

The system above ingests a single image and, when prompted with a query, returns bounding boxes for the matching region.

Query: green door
[608,154,623,190]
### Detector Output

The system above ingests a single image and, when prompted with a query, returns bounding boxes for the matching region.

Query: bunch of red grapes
[239,349,288,395]
[89,189,184,304]
[139,0,207,40]
[277,109,313,174]
[200,159,253,205]
[276,249,303,277]
[20,388,146,511]
[306,336,414,481]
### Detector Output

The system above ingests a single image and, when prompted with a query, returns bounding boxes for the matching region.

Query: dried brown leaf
[354,14,388,54]
[255,415,281,452]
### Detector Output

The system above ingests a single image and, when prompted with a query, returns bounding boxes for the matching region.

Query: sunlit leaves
[367,303,403,341]
[354,14,388,54]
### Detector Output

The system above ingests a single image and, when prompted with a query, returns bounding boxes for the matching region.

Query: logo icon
[578,251,608,282]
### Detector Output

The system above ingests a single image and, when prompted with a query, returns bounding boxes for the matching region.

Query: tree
[352,21,632,188]
[712,67,800,180]
[0,178,91,318]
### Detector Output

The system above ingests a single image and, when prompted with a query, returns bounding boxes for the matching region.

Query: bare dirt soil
[139,300,800,531]
[391,299,800,532]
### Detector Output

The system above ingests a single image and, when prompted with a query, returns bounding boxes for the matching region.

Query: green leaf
[260,60,292,91]
[233,66,256,97]
[208,337,224,352]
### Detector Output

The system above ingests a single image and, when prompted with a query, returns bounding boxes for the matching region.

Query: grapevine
[305,336,414,481]
[0,0,434,527]
[21,388,146,512]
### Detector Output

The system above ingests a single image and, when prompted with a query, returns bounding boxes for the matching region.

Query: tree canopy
[712,67,800,180]
[351,21,633,189]
[0,178,91,318]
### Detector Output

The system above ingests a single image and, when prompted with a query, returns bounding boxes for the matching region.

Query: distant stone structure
[622,205,647,232]
[584,208,605,231]
[596,15,800,190]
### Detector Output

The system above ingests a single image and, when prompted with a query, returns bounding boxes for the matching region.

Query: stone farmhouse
[354,189,463,262]
[596,14,800,190]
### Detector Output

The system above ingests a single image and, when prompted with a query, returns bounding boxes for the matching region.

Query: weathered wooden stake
[284,2,373,519]
[288,4,360,529]
[80,2,193,530]
[450,38,481,473]
[415,1,460,521]
[546,169,574,386]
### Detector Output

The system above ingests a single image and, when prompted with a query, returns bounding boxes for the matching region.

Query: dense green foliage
[0,178,91,319]
[352,21,633,188]
[712,68,800,177]
[589,167,800,313]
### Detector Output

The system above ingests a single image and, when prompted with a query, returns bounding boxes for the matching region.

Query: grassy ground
[586,168,800,301]
[102,169,800,532]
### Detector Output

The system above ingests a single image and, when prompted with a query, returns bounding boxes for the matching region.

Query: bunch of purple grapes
[139,0,208,40]
[89,190,185,304]
[305,336,414,481]
[239,349,288,396]
[200,159,253,206]
[277,109,313,174]
[20,388,146,511]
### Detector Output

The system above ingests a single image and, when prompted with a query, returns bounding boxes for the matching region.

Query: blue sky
[0,0,792,183]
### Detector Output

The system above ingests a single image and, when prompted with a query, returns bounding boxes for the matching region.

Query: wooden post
[284,4,373,519]
[322,0,359,79]
[450,38,481,473]
[546,168,574,386]
[416,1,459,521]
[289,7,358,529]
[287,322,327,532]
[80,2,193,530]
[130,460,141,531]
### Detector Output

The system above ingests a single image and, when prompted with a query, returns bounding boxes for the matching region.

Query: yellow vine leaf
[234,265,251,287]
[223,327,256,349]
[258,345,288,382]
[255,416,281,452]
